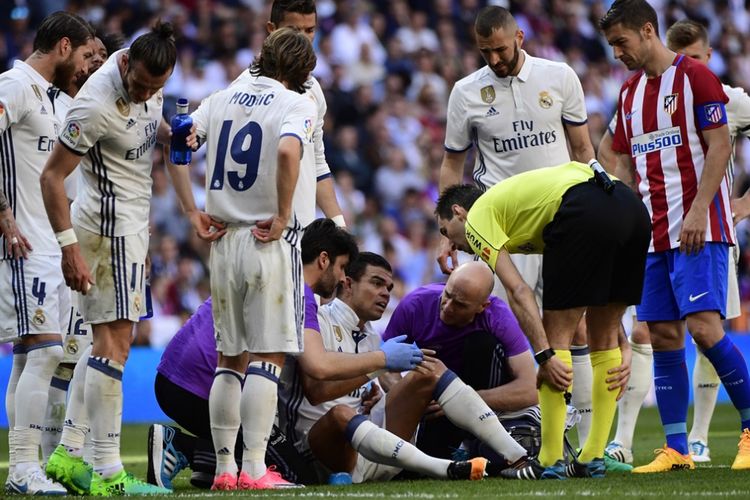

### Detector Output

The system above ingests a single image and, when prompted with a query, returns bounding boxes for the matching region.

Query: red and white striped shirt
[612,54,732,252]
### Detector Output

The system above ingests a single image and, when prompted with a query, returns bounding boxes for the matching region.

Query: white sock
[85,356,124,477]
[42,365,73,461]
[571,345,593,448]
[209,368,243,476]
[613,341,653,450]
[348,417,451,478]
[689,349,720,445]
[435,371,526,463]
[60,346,91,454]
[6,345,27,471]
[241,362,280,479]
[14,343,64,465]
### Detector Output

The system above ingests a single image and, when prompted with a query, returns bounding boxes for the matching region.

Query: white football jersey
[192,75,316,225]
[51,89,82,201]
[60,50,164,237]
[283,298,381,447]
[444,51,587,189]
[0,60,60,257]
[231,70,330,226]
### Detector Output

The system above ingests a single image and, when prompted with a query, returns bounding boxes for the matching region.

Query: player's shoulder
[0,67,33,98]
[304,76,326,110]
[678,55,719,82]
[526,54,575,75]
[452,66,494,93]
[723,83,749,102]
[618,70,645,94]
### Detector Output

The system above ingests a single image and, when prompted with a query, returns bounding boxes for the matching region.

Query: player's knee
[630,321,651,344]
[328,404,358,427]
[686,313,725,349]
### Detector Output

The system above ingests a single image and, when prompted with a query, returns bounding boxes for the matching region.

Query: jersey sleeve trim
[60,141,86,157]
[280,132,303,143]
[444,144,472,153]
[316,172,332,182]
[562,117,588,126]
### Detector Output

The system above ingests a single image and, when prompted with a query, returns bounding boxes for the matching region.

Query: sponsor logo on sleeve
[304,117,313,142]
[480,85,496,104]
[705,103,724,123]
[630,126,682,157]
[62,121,82,146]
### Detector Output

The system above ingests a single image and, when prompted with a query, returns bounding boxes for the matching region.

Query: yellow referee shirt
[465,161,596,269]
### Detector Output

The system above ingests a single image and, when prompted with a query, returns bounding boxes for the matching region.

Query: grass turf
[2,404,749,498]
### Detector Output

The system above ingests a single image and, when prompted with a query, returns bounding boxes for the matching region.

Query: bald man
[382,262,540,466]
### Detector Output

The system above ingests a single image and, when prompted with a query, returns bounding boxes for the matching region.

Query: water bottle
[169,98,192,165]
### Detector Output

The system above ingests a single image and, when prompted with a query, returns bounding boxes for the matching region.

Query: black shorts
[541,180,651,310]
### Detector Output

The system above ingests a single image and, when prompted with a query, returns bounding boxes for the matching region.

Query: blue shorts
[636,243,728,321]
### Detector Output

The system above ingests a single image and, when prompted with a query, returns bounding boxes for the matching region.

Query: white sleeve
[0,79,28,134]
[280,97,317,146]
[726,86,750,139]
[444,86,472,152]
[560,65,588,125]
[309,80,331,180]
[58,92,107,155]
[190,94,212,144]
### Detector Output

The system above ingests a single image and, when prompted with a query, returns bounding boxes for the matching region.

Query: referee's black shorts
[541,179,651,310]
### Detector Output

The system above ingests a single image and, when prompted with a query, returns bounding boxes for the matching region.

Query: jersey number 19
[209,120,262,191]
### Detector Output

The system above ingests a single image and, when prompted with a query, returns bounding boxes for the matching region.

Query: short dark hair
[302,218,359,265]
[599,0,659,35]
[250,27,316,94]
[435,184,483,220]
[474,6,517,38]
[100,32,125,56]
[129,20,177,76]
[270,0,316,25]
[666,19,709,51]
[346,252,392,283]
[33,11,94,53]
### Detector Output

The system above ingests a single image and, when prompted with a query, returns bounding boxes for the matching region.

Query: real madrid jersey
[287,298,381,447]
[231,70,330,227]
[51,89,82,201]
[0,60,60,257]
[192,75,316,225]
[444,51,587,189]
[59,49,164,237]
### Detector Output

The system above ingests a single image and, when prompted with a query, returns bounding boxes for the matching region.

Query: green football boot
[90,469,172,496]
[45,445,94,495]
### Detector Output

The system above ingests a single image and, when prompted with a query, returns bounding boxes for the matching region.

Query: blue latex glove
[380,334,423,371]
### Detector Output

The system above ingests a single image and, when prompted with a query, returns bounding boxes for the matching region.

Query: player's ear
[318,251,330,270]
[58,36,71,58]
[266,21,277,35]
[451,204,466,220]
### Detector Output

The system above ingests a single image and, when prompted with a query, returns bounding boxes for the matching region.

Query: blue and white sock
[241,361,280,479]
[702,335,750,431]
[86,356,124,478]
[653,349,689,455]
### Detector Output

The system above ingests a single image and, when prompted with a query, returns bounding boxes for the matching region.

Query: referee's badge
[664,94,678,115]
[480,85,496,104]
[538,91,553,109]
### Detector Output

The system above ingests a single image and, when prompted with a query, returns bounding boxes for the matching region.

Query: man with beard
[0,12,95,496]
[436,5,602,456]
[40,22,177,495]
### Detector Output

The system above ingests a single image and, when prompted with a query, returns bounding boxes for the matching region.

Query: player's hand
[679,205,707,255]
[61,244,94,294]
[360,383,382,415]
[380,335,424,371]
[606,349,632,401]
[0,208,32,259]
[186,124,200,151]
[412,353,440,376]
[437,235,459,275]
[252,214,288,243]
[537,355,573,391]
[423,400,445,421]
[731,195,750,225]
[188,210,226,241]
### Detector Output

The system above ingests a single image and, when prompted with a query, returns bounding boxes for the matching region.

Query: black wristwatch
[534,348,556,365]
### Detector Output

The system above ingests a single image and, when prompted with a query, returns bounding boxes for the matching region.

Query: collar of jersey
[13,59,53,89]
[253,75,286,90]
[487,50,532,84]
[327,298,366,334]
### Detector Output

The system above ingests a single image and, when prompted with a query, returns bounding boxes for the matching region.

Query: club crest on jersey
[705,103,724,123]
[31,84,43,102]
[63,121,81,146]
[480,85,495,104]
[116,97,130,116]
[664,94,678,115]
[538,91,553,109]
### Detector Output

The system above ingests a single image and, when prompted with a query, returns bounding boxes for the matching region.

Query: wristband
[367,369,386,381]
[534,348,556,365]
[55,228,78,248]
[331,214,346,227]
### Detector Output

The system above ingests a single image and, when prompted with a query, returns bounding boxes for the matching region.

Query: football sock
[42,365,73,461]
[702,335,750,431]
[14,342,64,466]
[571,345,593,448]
[689,349,720,444]
[538,349,572,466]
[209,368,243,476]
[241,361,280,479]
[580,348,621,462]
[60,345,91,453]
[86,356,124,478]
[435,369,526,462]
[347,415,451,478]
[613,341,652,450]
[653,349,689,455]
[6,344,27,471]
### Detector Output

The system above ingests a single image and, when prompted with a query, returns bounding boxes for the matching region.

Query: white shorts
[210,226,304,356]
[726,245,740,320]
[490,253,543,308]
[76,226,149,325]
[61,292,93,363]
[0,255,68,342]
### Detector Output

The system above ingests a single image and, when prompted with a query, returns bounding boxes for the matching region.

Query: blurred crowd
[3,0,750,345]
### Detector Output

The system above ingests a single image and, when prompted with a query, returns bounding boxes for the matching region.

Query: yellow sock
[538,349,572,466]
[579,347,622,463]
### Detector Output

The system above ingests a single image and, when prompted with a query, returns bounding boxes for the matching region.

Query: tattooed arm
[0,192,31,259]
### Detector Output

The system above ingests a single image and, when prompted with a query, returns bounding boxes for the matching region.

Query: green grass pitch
[2,404,749,498]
